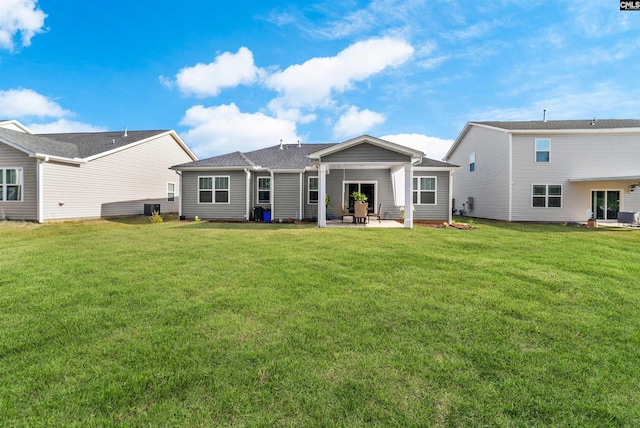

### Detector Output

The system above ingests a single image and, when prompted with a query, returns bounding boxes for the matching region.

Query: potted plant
[352,191,368,222]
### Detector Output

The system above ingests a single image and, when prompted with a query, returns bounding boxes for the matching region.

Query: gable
[321,142,412,163]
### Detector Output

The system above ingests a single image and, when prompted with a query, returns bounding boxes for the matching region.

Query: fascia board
[509,127,640,135]
[309,135,424,159]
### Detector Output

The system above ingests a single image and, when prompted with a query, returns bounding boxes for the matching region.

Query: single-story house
[171,135,459,228]
[0,120,197,222]
[443,119,640,222]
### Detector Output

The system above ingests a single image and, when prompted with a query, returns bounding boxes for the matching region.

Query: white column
[299,172,304,220]
[270,171,275,221]
[404,163,413,228]
[177,171,183,218]
[245,169,251,220]
[448,170,454,224]
[318,164,327,227]
[37,159,44,223]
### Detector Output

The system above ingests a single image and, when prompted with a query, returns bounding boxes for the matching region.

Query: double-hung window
[308,177,318,204]
[199,176,229,203]
[532,184,562,208]
[412,177,437,204]
[469,152,476,172]
[167,182,175,202]
[0,168,23,202]
[535,139,550,162]
[258,177,270,204]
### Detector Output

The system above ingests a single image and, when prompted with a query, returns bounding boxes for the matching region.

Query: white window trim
[535,139,550,163]
[308,176,318,204]
[531,184,562,208]
[257,177,271,204]
[413,176,437,205]
[198,175,230,204]
[167,182,176,202]
[469,152,476,172]
[0,167,23,202]
[198,176,213,204]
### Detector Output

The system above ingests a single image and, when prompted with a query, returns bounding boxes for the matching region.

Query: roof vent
[591,117,597,126]
[297,139,301,148]
[279,139,283,150]
[112,138,115,145]
[124,126,128,137]
[543,109,547,122]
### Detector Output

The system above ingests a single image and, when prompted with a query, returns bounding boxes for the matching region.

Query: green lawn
[1,218,639,426]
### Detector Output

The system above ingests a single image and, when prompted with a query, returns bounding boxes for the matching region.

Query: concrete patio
[325,218,404,228]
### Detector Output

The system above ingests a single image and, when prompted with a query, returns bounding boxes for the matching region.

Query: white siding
[0,143,37,220]
[448,126,511,220]
[41,134,192,221]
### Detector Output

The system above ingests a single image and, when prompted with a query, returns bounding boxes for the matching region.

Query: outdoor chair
[338,204,353,223]
[368,203,382,223]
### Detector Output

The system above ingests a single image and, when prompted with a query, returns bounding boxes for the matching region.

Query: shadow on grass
[105,215,317,230]
[453,216,638,234]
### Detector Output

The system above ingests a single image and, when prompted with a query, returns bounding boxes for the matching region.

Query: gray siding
[273,172,302,220]
[448,126,511,220]
[0,143,37,221]
[42,134,192,221]
[322,143,411,163]
[511,132,640,222]
[181,170,247,219]
[413,170,451,221]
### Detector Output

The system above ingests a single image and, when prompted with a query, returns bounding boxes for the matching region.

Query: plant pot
[587,219,597,228]
[354,202,368,219]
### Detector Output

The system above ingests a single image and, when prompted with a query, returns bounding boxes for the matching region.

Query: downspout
[448,170,454,224]
[270,170,275,221]
[299,171,304,220]
[245,168,251,220]
[508,133,513,222]
[37,158,47,224]
[404,163,413,228]
[175,170,183,218]
[318,164,327,227]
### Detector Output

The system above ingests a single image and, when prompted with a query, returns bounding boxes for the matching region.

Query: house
[170,135,459,228]
[0,120,197,223]
[443,119,640,223]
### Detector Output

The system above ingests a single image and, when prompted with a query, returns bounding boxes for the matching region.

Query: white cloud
[333,106,385,138]
[0,0,47,51]
[0,88,70,118]
[180,103,299,157]
[381,133,454,161]
[266,37,413,111]
[175,47,263,97]
[27,119,107,133]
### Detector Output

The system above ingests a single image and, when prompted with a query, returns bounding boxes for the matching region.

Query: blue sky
[1,1,638,160]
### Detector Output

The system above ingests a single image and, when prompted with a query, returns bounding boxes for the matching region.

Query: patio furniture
[368,203,382,224]
[338,204,353,223]
[353,202,368,224]
[617,211,640,227]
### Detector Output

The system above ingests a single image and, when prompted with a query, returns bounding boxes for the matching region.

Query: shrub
[149,211,163,223]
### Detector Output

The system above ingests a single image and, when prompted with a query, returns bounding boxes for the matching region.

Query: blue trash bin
[263,209,271,222]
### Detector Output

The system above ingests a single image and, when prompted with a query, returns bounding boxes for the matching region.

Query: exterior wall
[273,172,302,220]
[42,134,192,221]
[322,143,411,163]
[303,171,319,219]
[413,170,451,221]
[448,126,511,220]
[511,132,640,222]
[181,169,247,219]
[0,143,37,221]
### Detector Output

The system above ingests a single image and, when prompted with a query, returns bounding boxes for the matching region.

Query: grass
[1,217,639,426]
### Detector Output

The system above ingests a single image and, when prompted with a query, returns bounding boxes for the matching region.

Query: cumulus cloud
[333,106,385,138]
[180,103,299,157]
[175,47,263,97]
[265,37,413,112]
[27,119,107,133]
[381,133,454,161]
[0,0,47,51]
[0,88,70,118]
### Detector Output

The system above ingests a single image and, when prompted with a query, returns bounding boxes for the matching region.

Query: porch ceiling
[569,175,640,182]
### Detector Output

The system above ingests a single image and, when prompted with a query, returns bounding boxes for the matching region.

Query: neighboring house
[171,135,459,228]
[0,120,197,223]
[443,119,640,222]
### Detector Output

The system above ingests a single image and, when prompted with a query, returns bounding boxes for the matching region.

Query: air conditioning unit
[144,204,161,216]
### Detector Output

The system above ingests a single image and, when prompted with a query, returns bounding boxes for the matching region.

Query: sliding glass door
[344,182,375,213]
[591,190,620,220]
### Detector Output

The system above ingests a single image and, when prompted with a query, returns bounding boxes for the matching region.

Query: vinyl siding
[448,126,511,220]
[181,170,247,219]
[41,134,191,221]
[413,170,451,221]
[273,172,302,220]
[0,143,37,220]
[511,132,640,221]
[322,143,411,163]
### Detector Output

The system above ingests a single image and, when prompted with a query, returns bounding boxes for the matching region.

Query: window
[0,168,23,202]
[308,176,318,204]
[532,184,562,208]
[535,139,550,162]
[199,176,229,203]
[412,176,436,204]
[469,152,476,172]
[167,182,175,202]
[258,177,270,204]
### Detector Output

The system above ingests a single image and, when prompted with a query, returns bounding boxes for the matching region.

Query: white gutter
[34,153,86,165]
[508,133,513,222]
[36,158,46,223]
[299,171,303,220]
[245,168,251,220]
[270,170,275,221]
[175,170,183,217]
[449,170,454,224]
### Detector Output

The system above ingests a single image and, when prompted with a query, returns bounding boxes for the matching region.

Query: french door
[591,190,620,220]
[344,182,375,213]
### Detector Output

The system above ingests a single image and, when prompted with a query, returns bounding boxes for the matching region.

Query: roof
[414,158,458,168]
[472,119,640,131]
[0,126,196,163]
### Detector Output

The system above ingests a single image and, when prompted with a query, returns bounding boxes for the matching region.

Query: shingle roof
[474,119,640,131]
[0,127,169,159]
[415,158,458,168]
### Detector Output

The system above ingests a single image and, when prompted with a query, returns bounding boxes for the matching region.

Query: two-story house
[443,119,640,223]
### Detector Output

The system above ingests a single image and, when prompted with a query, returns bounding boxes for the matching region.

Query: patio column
[404,163,413,228]
[448,170,453,224]
[318,164,327,227]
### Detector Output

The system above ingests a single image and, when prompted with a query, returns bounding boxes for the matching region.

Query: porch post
[404,163,413,228]
[448,170,453,224]
[318,164,327,228]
